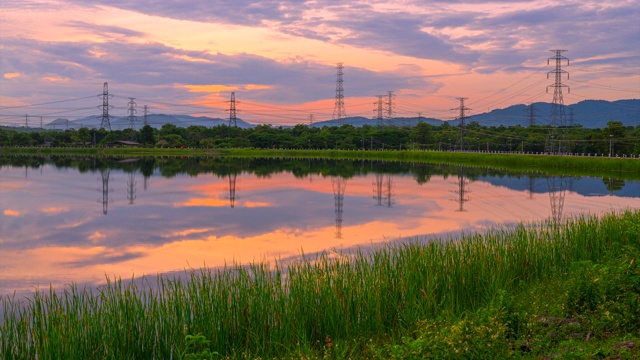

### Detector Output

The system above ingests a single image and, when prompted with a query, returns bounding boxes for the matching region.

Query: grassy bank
[1,210,638,359]
[3,146,637,178]
[224,149,640,177]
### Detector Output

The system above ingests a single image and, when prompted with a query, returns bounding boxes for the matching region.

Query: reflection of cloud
[243,201,270,208]
[3,209,21,217]
[168,228,211,238]
[41,207,69,214]
[179,198,229,207]
[62,250,146,268]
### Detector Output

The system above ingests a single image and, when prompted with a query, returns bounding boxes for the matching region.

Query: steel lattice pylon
[333,63,347,124]
[546,50,570,154]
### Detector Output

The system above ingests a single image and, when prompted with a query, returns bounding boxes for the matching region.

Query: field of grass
[1,210,638,359]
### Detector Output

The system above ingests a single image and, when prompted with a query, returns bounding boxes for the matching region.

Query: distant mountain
[44,114,253,130]
[455,99,639,128]
[44,99,638,130]
[310,116,444,128]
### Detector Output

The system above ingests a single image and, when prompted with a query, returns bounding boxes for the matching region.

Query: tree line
[1,120,638,155]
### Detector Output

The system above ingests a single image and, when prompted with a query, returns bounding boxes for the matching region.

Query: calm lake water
[1,155,638,296]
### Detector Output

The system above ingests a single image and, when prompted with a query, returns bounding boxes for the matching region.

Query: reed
[1,210,638,359]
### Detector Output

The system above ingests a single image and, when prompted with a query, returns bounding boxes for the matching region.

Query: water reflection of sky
[1,160,638,295]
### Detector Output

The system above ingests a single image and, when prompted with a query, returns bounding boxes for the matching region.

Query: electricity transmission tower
[333,63,347,124]
[374,95,384,127]
[527,104,536,127]
[385,91,395,126]
[227,92,238,127]
[143,105,149,126]
[127,97,137,130]
[546,50,570,154]
[98,82,113,130]
[568,107,575,127]
[452,97,470,151]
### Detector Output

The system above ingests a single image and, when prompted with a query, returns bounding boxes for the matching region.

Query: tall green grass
[1,210,638,359]
[225,149,640,176]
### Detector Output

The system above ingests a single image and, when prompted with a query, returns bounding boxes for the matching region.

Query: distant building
[112,140,140,147]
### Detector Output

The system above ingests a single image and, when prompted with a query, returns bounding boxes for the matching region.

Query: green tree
[162,134,186,147]
[138,125,155,145]
[411,122,434,149]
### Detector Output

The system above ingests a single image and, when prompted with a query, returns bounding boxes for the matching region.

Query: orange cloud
[168,228,211,238]
[88,231,106,243]
[42,76,69,83]
[183,84,238,93]
[3,209,21,216]
[245,84,272,91]
[172,54,211,63]
[41,207,69,214]
[88,49,107,58]
[3,72,20,79]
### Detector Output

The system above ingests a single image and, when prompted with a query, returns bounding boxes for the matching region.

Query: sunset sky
[1,0,639,126]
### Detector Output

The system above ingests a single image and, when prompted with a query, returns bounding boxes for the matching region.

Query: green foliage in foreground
[1,211,639,359]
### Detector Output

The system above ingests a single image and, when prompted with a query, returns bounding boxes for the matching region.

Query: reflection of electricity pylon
[373,174,393,207]
[528,177,535,200]
[547,176,567,228]
[453,167,470,212]
[228,174,237,208]
[385,175,394,207]
[99,169,112,215]
[332,177,347,239]
[374,173,384,206]
[127,171,137,205]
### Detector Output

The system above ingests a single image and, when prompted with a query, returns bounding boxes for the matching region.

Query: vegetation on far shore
[1,118,638,156]
[1,210,638,359]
